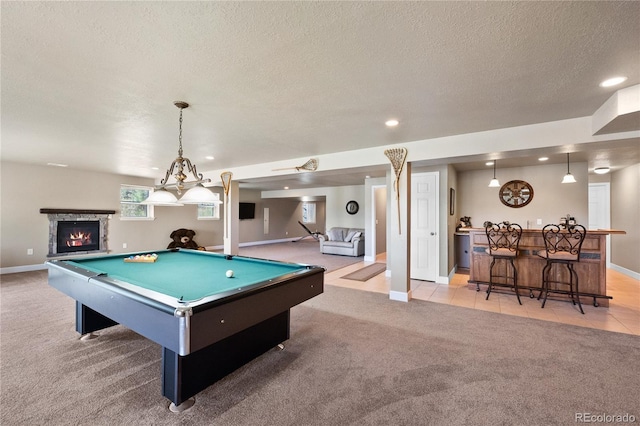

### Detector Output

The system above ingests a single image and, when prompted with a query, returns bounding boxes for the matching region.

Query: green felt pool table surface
[68,249,308,302]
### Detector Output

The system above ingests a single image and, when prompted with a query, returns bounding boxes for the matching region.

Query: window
[120,185,154,220]
[302,202,316,224]
[197,194,221,220]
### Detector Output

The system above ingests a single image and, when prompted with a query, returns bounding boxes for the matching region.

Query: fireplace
[56,220,100,254]
[41,209,115,257]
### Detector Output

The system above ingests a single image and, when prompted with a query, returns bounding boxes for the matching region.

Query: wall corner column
[388,163,411,302]
[223,181,239,255]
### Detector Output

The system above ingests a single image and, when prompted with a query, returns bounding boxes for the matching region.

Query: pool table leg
[76,302,118,335]
[161,310,290,407]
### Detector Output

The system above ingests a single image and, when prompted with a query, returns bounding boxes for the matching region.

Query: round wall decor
[346,200,359,215]
[499,180,534,208]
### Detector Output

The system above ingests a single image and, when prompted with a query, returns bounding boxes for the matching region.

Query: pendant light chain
[177,106,184,158]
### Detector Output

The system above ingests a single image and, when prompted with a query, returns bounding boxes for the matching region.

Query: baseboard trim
[610,263,640,281]
[205,238,298,251]
[389,290,411,302]
[1,263,48,275]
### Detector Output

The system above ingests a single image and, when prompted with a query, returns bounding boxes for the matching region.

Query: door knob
[430,232,436,236]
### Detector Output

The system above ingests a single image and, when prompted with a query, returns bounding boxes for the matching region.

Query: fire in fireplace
[42,208,115,257]
[56,221,100,254]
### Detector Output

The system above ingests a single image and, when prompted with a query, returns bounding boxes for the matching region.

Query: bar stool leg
[510,257,522,305]
[539,261,551,308]
[486,257,497,300]
[569,263,584,314]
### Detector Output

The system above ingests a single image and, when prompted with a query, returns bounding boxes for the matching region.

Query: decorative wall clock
[499,180,534,208]
[346,200,359,215]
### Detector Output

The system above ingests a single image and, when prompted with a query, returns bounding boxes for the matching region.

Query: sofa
[318,227,364,257]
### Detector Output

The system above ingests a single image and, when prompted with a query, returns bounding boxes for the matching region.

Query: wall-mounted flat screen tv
[239,202,255,220]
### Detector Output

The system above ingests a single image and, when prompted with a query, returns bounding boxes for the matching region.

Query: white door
[589,183,611,266]
[411,172,439,281]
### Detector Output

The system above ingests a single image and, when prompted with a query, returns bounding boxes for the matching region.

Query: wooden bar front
[467,228,625,307]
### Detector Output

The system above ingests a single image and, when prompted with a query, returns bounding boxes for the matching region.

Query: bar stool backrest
[485,221,522,257]
[541,224,587,261]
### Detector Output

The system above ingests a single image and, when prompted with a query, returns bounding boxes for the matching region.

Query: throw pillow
[328,228,344,241]
[345,230,357,242]
[352,231,362,240]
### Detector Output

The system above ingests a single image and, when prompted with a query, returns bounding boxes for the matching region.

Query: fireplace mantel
[40,208,116,215]
[41,209,115,257]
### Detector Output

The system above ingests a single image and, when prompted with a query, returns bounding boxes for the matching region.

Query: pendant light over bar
[142,102,222,206]
[561,153,577,184]
[488,160,500,187]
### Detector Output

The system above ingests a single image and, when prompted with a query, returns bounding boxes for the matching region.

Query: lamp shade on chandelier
[179,184,221,204]
[142,188,183,206]
[142,102,222,206]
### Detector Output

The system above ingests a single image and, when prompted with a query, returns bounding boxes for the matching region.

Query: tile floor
[325,256,640,336]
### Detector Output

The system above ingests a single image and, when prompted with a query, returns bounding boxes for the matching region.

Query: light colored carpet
[341,262,387,281]
[2,271,638,425]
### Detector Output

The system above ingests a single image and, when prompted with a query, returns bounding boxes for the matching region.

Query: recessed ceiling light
[538,157,549,161]
[205,156,215,160]
[151,167,159,170]
[594,167,610,174]
[284,186,289,190]
[47,162,68,167]
[485,161,494,166]
[385,119,399,127]
[600,76,627,88]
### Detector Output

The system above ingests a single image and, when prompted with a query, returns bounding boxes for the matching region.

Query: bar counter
[465,228,625,307]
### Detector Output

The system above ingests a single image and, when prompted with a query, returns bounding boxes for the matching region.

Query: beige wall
[236,189,326,242]
[446,164,458,275]
[457,160,639,275]
[457,161,589,229]
[0,162,320,270]
[264,185,363,231]
[611,163,640,273]
[2,160,636,276]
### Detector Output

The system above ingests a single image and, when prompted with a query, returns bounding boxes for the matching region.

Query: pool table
[46,249,324,408]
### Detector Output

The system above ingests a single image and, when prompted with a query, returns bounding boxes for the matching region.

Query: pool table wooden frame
[46,249,324,407]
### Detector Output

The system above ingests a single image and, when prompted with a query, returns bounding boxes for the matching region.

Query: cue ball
[226,270,234,278]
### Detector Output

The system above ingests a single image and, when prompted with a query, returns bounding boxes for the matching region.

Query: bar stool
[537,224,587,314]
[484,221,523,304]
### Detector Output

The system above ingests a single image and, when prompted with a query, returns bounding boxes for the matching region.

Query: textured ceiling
[1,1,639,190]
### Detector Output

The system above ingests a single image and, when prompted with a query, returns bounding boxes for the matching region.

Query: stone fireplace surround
[40,209,115,257]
